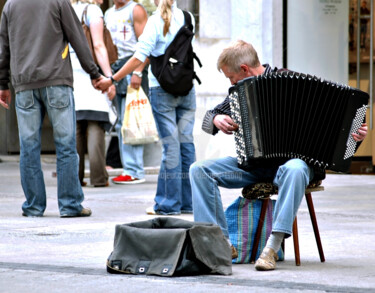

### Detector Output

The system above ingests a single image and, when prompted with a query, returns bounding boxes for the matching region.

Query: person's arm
[89,15,116,99]
[90,18,112,77]
[129,4,148,89]
[96,56,144,92]
[60,0,100,80]
[0,7,10,92]
[202,96,237,135]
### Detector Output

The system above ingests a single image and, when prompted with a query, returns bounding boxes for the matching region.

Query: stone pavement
[0,155,375,293]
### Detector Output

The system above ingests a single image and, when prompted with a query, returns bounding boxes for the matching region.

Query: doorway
[348,0,375,174]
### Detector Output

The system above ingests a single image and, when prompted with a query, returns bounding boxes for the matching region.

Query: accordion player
[228,71,369,173]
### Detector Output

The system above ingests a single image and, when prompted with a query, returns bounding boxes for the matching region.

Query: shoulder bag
[81,4,118,65]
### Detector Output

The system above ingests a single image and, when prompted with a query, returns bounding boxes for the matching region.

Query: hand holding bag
[121,86,159,145]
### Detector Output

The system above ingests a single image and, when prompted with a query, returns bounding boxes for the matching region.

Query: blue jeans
[112,58,149,179]
[115,95,145,179]
[15,86,85,216]
[150,86,196,214]
[190,157,314,238]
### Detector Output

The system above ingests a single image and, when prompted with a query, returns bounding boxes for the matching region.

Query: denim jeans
[15,86,84,216]
[112,58,149,179]
[190,157,314,238]
[150,86,196,214]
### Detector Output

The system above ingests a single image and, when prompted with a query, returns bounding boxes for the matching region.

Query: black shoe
[22,212,42,218]
[60,207,92,218]
[231,245,238,259]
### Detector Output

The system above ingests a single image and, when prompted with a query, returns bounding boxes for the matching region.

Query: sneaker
[60,207,92,218]
[231,245,238,259]
[254,247,278,271]
[181,210,193,214]
[112,175,145,185]
[145,206,181,216]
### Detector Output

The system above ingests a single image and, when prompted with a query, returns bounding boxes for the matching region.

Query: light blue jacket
[133,2,195,88]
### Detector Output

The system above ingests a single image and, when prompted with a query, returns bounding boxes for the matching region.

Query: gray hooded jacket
[0,0,100,93]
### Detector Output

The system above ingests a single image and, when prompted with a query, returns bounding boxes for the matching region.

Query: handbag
[121,86,159,145]
[225,197,284,264]
[106,217,232,276]
[81,5,118,65]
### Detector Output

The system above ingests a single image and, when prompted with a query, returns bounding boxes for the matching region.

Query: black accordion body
[228,71,369,172]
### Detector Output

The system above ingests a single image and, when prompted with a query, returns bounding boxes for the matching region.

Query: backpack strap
[182,10,193,31]
[193,52,202,68]
[82,5,89,25]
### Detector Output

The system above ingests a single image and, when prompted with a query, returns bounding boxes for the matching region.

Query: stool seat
[244,182,325,266]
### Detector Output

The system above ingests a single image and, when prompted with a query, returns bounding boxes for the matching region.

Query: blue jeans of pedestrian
[150,86,196,214]
[190,157,314,238]
[15,86,84,216]
[112,57,149,179]
[115,95,145,179]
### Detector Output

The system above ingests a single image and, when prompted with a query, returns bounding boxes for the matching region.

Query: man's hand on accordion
[213,114,239,135]
[352,123,368,142]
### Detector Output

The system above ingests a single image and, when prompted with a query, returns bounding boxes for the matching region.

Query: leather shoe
[22,212,42,218]
[94,181,109,187]
[231,245,238,259]
[254,247,278,271]
[60,207,92,218]
[145,206,180,216]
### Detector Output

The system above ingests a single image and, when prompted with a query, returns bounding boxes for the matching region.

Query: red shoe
[112,174,145,185]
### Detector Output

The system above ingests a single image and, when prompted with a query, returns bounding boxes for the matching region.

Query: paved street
[0,155,374,293]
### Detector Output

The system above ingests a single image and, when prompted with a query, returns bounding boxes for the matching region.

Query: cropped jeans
[15,86,84,216]
[190,157,314,238]
[150,86,196,214]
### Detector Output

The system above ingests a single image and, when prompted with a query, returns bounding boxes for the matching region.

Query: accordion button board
[228,71,369,173]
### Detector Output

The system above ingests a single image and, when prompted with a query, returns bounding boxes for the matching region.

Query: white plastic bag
[121,86,159,145]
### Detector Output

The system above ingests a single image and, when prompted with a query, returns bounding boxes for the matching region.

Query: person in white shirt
[104,0,149,185]
[70,0,116,187]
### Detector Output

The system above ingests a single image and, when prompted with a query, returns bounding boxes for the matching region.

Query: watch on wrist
[133,71,143,78]
[110,76,118,86]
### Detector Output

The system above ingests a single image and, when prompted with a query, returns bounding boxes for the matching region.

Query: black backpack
[150,11,202,97]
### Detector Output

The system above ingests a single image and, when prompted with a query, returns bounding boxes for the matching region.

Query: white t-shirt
[104,1,139,59]
[73,2,103,27]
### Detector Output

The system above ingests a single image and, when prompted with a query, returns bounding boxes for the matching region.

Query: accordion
[228,71,369,172]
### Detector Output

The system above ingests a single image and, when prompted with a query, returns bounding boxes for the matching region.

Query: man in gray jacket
[0,0,102,217]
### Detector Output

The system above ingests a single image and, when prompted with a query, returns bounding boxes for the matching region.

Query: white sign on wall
[287,0,349,84]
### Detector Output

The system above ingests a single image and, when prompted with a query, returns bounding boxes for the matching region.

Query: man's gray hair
[217,40,260,73]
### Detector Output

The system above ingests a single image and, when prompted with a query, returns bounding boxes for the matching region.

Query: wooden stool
[243,183,325,266]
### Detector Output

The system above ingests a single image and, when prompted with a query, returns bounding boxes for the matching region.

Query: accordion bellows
[229,72,369,172]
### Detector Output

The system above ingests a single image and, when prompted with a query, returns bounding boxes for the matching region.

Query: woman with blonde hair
[70,0,116,187]
[97,0,197,215]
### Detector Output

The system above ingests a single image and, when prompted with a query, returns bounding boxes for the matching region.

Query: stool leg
[293,217,301,266]
[250,198,269,263]
[305,192,325,263]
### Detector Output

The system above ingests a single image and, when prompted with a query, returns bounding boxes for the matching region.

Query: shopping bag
[121,86,159,145]
[107,98,118,128]
[106,217,232,276]
[225,197,284,264]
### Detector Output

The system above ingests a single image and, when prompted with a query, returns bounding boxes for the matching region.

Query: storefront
[1,0,373,173]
